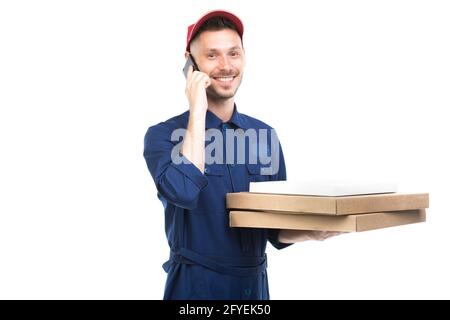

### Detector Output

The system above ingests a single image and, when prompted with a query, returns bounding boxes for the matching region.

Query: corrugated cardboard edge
[229,209,426,232]
[226,192,429,215]
[337,193,429,214]
[227,192,337,214]
[229,210,354,231]
[355,209,427,231]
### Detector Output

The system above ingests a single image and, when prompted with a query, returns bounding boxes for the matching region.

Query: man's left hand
[278,230,346,244]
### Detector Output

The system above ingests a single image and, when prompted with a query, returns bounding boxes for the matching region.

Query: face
[190,29,245,101]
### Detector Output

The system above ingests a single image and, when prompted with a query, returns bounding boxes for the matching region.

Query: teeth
[215,77,233,82]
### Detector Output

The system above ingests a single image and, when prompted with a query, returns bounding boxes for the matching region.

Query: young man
[144,10,337,300]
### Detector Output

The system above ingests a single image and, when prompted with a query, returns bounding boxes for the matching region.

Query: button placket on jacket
[221,122,236,192]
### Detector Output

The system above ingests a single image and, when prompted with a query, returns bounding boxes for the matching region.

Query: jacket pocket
[204,164,224,176]
[246,164,266,182]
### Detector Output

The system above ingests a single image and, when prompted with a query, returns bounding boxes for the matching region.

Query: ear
[184,51,189,59]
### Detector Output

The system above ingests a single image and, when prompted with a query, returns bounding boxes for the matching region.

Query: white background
[1,0,449,299]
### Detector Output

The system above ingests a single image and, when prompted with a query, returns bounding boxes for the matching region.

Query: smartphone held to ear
[183,54,199,78]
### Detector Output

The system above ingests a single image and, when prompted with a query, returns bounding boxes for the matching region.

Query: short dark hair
[189,16,242,51]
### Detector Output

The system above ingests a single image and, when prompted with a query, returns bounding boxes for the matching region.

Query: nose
[218,54,231,70]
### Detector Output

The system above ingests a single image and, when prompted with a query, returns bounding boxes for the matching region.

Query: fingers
[204,77,211,88]
[184,68,210,114]
[315,231,347,241]
[186,70,211,93]
[278,230,348,243]
[186,65,193,81]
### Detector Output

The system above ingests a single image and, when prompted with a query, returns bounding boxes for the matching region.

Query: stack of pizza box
[226,181,428,232]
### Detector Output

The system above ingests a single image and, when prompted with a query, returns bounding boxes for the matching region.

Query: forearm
[181,112,206,173]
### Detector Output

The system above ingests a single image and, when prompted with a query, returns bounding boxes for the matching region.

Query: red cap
[186,10,244,52]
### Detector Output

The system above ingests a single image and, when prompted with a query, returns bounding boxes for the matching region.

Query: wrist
[189,109,207,123]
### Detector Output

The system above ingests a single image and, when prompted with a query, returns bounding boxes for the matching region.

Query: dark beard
[206,75,243,100]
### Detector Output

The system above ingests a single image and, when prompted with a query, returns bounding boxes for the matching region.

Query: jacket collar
[205,104,248,129]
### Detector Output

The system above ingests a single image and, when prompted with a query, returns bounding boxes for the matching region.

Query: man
[144,10,337,300]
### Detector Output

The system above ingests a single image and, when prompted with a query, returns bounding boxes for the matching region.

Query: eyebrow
[205,46,242,53]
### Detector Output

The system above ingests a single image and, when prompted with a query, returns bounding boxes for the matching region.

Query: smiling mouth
[213,76,235,83]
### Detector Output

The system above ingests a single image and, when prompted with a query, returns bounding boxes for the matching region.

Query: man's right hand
[185,65,211,116]
[180,64,210,173]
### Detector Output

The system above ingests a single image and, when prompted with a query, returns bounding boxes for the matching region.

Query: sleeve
[143,124,208,210]
[268,229,293,250]
[267,137,293,249]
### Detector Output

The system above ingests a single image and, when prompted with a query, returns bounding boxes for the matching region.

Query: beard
[206,73,243,101]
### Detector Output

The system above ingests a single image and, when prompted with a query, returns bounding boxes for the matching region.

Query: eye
[207,53,216,59]
[230,51,239,57]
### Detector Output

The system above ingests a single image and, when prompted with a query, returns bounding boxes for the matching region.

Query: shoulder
[144,111,189,140]
[238,112,275,130]
[143,111,189,155]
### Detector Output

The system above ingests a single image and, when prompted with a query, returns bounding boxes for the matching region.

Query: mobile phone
[182,54,199,78]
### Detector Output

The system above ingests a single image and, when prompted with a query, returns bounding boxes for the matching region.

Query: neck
[207,97,235,122]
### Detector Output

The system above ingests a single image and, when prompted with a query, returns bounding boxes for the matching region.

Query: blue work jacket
[144,105,290,300]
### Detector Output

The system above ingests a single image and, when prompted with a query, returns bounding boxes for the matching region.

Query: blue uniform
[143,105,290,300]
